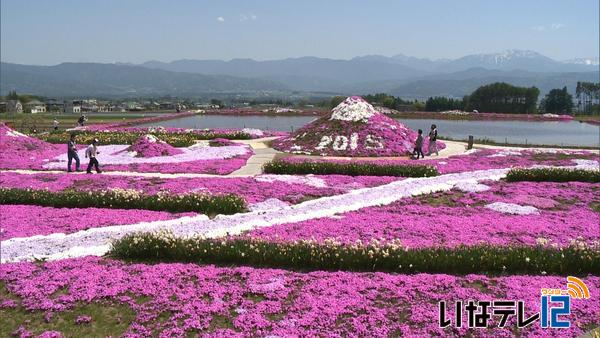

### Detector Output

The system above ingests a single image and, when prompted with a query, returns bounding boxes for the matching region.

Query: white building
[30,105,47,114]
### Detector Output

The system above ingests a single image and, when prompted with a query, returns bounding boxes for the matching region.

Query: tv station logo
[439,276,591,329]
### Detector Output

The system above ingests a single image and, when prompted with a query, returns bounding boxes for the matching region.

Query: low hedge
[38,130,252,146]
[0,188,246,215]
[263,160,439,177]
[110,232,599,275]
[506,168,600,183]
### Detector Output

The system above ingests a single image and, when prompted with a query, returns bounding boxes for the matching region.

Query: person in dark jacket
[428,124,439,156]
[67,134,81,172]
[413,129,424,159]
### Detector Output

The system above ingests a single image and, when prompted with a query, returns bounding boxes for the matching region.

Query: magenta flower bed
[125,135,183,157]
[83,111,199,130]
[246,181,600,248]
[282,148,599,174]
[0,124,68,170]
[0,172,397,204]
[99,153,252,174]
[0,205,193,240]
[0,257,597,336]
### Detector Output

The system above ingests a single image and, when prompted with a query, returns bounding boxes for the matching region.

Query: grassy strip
[263,160,439,177]
[506,168,600,183]
[38,130,252,146]
[110,232,599,275]
[0,188,246,215]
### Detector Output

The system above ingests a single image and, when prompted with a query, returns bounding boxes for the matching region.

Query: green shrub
[263,160,438,177]
[506,168,600,183]
[38,130,252,146]
[0,188,246,215]
[110,232,599,275]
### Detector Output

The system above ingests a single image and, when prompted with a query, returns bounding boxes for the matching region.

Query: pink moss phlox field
[273,96,445,157]
[85,123,285,138]
[98,155,251,174]
[246,181,600,248]
[281,148,599,174]
[209,138,237,146]
[0,205,194,240]
[82,111,199,130]
[0,172,397,204]
[0,257,598,336]
[125,135,183,157]
[0,124,68,170]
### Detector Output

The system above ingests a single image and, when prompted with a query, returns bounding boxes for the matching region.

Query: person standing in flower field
[428,124,439,156]
[413,129,425,159]
[52,118,59,131]
[67,133,81,172]
[85,138,102,174]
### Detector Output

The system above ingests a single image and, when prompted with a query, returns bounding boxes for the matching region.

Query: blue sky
[1,0,598,65]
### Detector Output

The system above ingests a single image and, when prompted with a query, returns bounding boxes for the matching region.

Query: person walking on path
[67,134,81,172]
[413,129,425,159]
[85,138,102,174]
[52,118,59,131]
[428,124,439,156]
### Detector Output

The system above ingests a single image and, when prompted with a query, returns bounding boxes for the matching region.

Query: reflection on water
[138,114,600,147]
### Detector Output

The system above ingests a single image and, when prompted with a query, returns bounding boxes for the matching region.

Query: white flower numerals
[332,136,348,151]
[365,135,383,150]
[314,133,383,151]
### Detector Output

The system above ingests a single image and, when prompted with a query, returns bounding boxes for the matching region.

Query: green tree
[539,87,574,115]
[466,82,539,114]
[424,96,465,111]
[576,82,600,115]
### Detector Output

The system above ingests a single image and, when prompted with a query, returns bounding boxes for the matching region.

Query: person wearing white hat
[85,138,102,173]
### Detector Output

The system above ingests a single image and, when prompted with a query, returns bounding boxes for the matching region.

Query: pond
[138,114,600,147]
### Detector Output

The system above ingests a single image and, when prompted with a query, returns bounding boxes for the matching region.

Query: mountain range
[1,50,598,98]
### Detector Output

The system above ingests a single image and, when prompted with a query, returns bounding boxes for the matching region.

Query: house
[64,100,82,114]
[23,99,47,113]
[6,100,23,114]
[45,99,64,112]
[30,105,47,114]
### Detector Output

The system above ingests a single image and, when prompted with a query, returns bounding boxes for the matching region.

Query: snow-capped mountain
[352,50,596,73]
[563,57,599,66]
[440,50,565,72]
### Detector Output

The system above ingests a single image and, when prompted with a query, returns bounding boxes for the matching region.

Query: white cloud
[240,13,257,21]
[217,16,225,22]
[531,23,565,32]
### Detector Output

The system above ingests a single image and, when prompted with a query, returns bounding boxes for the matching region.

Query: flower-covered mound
[0,124,66,170]
[273,96,445,157]
[1,257,598,337]
[0,205,193,240]
[125,134,183,157]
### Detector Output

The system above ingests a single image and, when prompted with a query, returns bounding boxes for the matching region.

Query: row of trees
[425,96,466,112]
[576,82,600,114]
[467,82,540,114]
[423,82,600,115]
